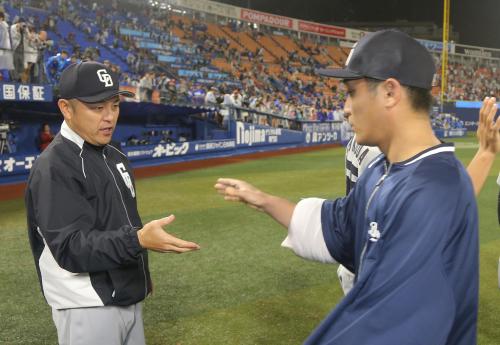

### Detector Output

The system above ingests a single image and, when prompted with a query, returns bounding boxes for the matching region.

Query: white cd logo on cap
[345,42,357,67]
[97,69,113,87]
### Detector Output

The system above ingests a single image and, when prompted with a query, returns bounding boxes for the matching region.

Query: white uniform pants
[51,303,146,345]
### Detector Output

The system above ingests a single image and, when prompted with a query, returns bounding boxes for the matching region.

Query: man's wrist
[476,148,496,160]
[257,191,269,210]
[136,228,145,248]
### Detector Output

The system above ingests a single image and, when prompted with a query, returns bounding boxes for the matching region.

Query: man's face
[61,97,120,146]
[343,79,384,146]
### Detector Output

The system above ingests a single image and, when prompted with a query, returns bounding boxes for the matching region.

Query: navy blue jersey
[287,143,478,345]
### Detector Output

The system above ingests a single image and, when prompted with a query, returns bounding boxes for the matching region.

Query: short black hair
[365,78,433,113]
[404,85,433,113]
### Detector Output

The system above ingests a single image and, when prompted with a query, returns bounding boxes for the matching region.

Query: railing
[222,105,343,132]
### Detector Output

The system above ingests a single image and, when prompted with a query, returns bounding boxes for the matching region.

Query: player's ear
[57,99,74,121]
[382,78,401,108]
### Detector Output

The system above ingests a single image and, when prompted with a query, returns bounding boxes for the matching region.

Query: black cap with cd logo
[316,29,436,90]
[59,61,134,103]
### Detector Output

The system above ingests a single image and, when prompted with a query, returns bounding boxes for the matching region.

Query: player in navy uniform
[338,97,499,295]
[216,30,481,344]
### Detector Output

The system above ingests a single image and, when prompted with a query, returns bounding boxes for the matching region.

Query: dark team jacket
[25,121,151,309]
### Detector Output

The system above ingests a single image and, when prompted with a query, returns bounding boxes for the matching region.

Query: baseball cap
[317,29,435,89]
[59,61,134,103]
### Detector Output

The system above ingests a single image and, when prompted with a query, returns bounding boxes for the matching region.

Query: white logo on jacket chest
[116,163,135,198]
[368,222,380,242]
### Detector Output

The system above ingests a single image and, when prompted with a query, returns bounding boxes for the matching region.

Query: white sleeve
[281,198,336,263]
[497,172,500,186]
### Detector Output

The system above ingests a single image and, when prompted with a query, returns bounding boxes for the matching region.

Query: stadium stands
[3,0,498,120]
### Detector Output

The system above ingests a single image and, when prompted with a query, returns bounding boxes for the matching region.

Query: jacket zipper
[103,153,148,300]
[357,161,392,279]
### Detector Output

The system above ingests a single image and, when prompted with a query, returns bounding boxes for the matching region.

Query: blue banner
[0,83,53,102]
[417,39,453,53]
[0,153,38,176]
[158,55,182,63]
[122,139,236,161]
[138,41,162,49]
[301,122,343,144]
[234,122,305,147]
[454,101,500,109]
[178,70,203,78]
[119,28,150,38]
[434,128,467,138]
[207,72,228,80]
[197,79,216,84]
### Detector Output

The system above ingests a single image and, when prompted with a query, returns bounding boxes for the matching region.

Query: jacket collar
[60,121,84,149]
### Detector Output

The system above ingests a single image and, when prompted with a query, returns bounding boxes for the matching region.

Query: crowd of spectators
[0,13,50,83]
[431,112,465,130]
[443,61,500,100]
[0,0,498,123]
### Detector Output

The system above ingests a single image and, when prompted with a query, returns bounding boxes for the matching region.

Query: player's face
[64,97,120,146]
[343,79,385,146]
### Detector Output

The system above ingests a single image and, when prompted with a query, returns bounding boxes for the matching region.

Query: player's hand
[137,215,200,253]
[214,178,267,211]
[477,96,500,155]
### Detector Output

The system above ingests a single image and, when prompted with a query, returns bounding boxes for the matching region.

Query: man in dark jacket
[25,61,199,345]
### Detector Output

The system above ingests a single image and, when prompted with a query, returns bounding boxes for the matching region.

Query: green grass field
[0,136,499,344]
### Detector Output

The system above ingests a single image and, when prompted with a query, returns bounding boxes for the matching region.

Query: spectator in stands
[138,71,154,102]
[166,78,177,103]
[126,50,136,66]
[157,73,170,104]
[177,79,189,104]
[23,25,41,83]
[230,88,243,106]
[0,12,13,80]
[221,92,235,128]
[205,86,218,106]
[45,50,69,85]
[66,31,76,46]
[160,130,173,143]
[333,105,344,121]
[10,17,27,82]
[38,123,54,151]
[191,84,206,106]
[32,30,49,84]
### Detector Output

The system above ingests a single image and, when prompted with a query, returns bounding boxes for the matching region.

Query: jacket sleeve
[28,163,143,274]
[320,193,358,272]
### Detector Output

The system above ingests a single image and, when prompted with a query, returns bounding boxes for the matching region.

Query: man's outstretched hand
[137,215,200,253]
[214,178,268,211]
[215,178,296,228]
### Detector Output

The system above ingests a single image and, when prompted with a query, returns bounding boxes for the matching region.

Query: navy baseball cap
[317,29,436,89]
[59,61,134,103]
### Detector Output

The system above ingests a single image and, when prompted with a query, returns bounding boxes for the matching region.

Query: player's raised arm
[467,96,500,196]
[214,178,296,228]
